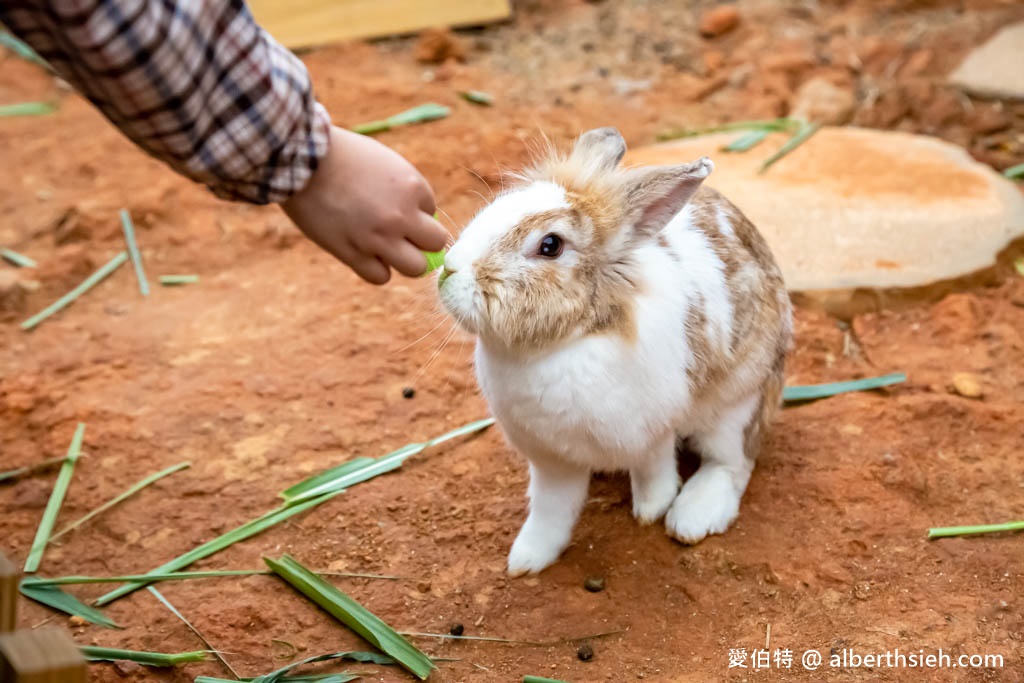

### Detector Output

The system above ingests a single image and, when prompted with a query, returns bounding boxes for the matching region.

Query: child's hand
[281,126,449,284]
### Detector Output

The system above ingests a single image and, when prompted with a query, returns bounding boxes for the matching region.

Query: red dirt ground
[2,1,1023,681]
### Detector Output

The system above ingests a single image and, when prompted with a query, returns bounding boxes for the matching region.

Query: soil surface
[2,1,1023,681]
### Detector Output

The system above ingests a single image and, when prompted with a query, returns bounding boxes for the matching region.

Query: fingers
[348,254,392,285]
[411,171,437,217]
[383,239,430,278]
[405,211,450,253]
[333,239,392,284]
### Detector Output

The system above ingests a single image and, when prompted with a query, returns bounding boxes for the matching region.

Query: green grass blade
[0,101,55,117]
[149,586,240,679]
[80,646,208,666]
[22,570,265,587]
[264,555,433,680]
[281,418,494,505]
[95,490,342,606]
[459,90,494,106]
[759,121,821,174]
[24,423,85,573]
[927,520,1024,539]
[50,462,190,543]
[119,209,149,296]
[19,582,120,628]
[22,569,399,588]
[523,677,570,683]
[783,373,906,403]
[0,31,45,64]
[387,103,449,127]
[0,455,69,483]
[1,247,37,268]
[352,104,450,135]
[279,456,381,502]
[251,651,396,683]
[722,128,770,153]
[657,117,800,142]
[21,251,128,331]
[422,250,445,274]
[159,274,200,285]
[1004,163,1024,180]
[423,417,495,448]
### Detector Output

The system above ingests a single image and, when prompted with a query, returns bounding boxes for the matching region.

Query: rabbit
[438,127,793,576]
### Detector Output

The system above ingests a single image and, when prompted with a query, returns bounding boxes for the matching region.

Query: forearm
[0,0,330,204]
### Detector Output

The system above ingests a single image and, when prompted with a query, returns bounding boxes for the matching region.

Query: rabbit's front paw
[665,466,741,544]
[631,477,679,524]
[507,527,567,577]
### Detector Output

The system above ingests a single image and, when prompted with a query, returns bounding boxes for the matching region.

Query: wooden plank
[247,0,511,49]
[0,627,84,683]
[0,554,17,634]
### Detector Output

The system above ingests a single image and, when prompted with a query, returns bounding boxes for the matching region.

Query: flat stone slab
[626,126,1024,316]
[950,23,1024,100]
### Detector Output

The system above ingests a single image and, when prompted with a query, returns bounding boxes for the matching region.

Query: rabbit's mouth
[437,267,483,336]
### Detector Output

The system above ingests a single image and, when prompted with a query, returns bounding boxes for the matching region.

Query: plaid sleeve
[0,0,331,204]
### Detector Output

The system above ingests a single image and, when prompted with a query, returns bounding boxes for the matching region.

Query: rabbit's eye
[538,234,564,258]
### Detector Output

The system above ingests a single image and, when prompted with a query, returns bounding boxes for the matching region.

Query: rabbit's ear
[571,127,626,173]
[624,157,714,235]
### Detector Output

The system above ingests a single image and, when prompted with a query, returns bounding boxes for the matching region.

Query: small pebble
[449,623,465,636]
[68,615,88,627]
[577,643,594,662]
[416,581,432,593]
[402,387,416,399]
[950,372,983,399]
[583,576,606,592]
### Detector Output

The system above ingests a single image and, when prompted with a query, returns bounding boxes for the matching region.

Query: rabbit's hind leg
[665,393,759,544]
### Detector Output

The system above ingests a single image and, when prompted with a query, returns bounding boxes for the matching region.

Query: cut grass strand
[281,417,495,505]
[159,274,200,286]
[23,569,400,588]
[95,490,341,606]
[19,582,120,629]
[0,31,45,64]
[422,250,445,274]
[50,462,190,543]
[1,247,37,268]
[459,90,494,106]
[759,122,821,173]
[657,117,800,142]
[352,103,450,135]
[250,651,395,683]
[21,251,128,331]
[783,373,906,403]
[927,520,1024,539]
[0,455,70,484]
[722,128,771,153]
[80,646,208,666]
[265,554,433,680]
[523,677,570,683]
[0,101,55,117]
[148,586,240,679]
[1004,163,1024,180]
[24,423,85,573]
[119,209,149,296]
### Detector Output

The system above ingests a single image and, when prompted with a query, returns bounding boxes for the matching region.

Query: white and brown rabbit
[438,128,792,576]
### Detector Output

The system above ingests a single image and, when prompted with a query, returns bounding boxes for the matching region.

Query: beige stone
[626,127,1024,316]
[950,23,1024,100]
[950,372,983,399]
